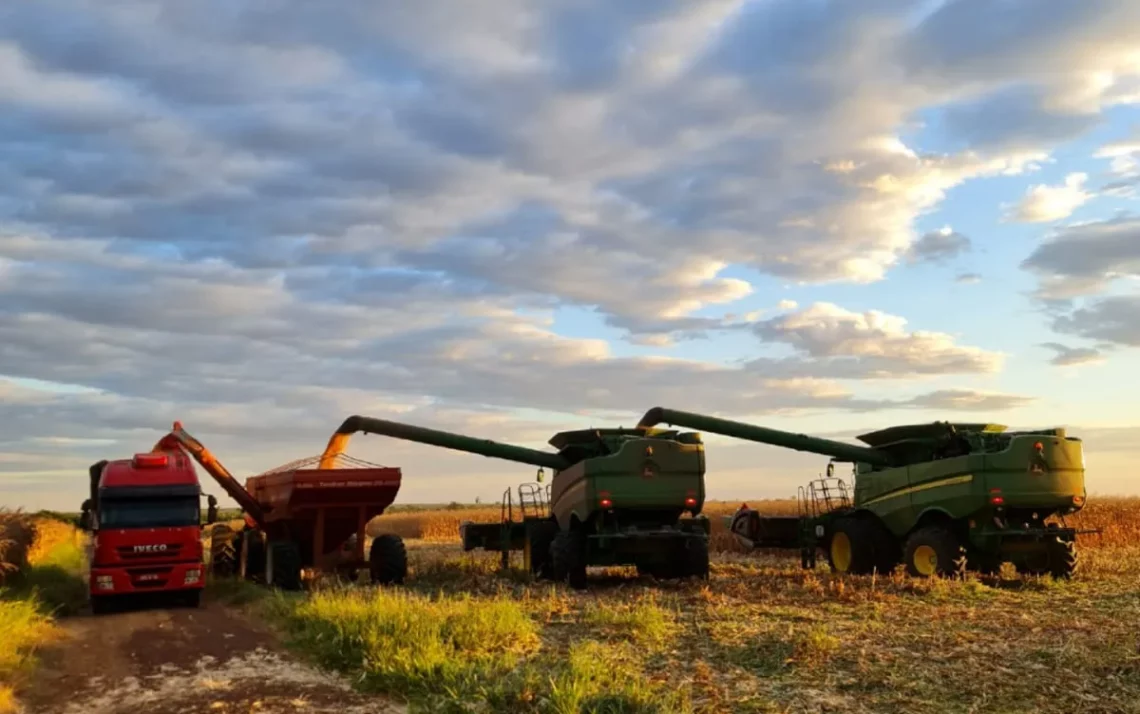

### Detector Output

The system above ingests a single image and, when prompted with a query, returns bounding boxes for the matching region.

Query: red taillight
[600,498,613,509]
[1034,441,1044,451]
[685,497,697,507]
[990,495,1005,505]
[133,452,169,468]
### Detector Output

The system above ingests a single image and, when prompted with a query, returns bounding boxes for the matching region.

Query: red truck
[83,449,215,613]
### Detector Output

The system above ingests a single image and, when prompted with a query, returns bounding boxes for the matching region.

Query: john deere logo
[641,460,658,479]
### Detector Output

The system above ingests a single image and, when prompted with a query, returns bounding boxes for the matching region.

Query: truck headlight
[184,569,201,585]
[96,575,114,591]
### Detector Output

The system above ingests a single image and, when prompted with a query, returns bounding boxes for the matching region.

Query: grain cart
[637,407,1095,578]
[320,415,711,589]
[152,422,407,590]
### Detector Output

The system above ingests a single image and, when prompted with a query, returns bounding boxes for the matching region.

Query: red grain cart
[234,454,408,589]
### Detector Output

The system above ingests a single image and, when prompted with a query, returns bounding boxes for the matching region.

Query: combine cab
[639,408,1098,579]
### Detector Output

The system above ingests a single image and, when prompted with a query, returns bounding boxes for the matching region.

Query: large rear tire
[239,529,266,582]
[369,534,408,585]
[266,540,303,591]
[550,530,587,590]
[209,524,238,577]
[903,526,966,578]
[525,520,558,581]
[682,537,710,580]
[1044,536,1078,579]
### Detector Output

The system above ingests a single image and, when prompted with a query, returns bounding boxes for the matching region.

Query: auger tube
[636,407,894,467]
[153,422,269,528]
[320,415,572,471]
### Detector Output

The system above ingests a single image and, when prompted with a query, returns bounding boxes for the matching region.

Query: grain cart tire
[209,524,238,577]
[827,518,878,575]
[551,530,587,590]
[369,534,408,585]
[525,521,558,581]
[682,537,710,580]
[266,540,303,591]
[239,529,266,582]
[903,526,966,578]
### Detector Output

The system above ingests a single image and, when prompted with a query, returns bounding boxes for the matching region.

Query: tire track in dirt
[21,599,404,714]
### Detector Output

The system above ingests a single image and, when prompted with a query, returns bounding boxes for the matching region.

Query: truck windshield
[99,497,200,529]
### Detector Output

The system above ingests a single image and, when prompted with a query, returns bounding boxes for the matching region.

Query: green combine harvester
[637,407,1095,578]
[323,415,711,589]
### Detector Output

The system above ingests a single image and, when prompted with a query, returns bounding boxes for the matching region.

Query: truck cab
[85,450,214,613]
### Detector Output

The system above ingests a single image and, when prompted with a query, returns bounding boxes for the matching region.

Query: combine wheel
[239,529,266,582]
[682,537,710,580]
[369,534,408,585]
[266,540,303,591]
[827,518,879,575]
[903,526,966,578]
[1044,536,1078,579]
[550,530,587,590]
[524,521,558,581]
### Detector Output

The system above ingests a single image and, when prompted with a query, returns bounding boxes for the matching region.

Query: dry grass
[0,511,36,587]
[0,516,83,713]
[297,496,1140,713]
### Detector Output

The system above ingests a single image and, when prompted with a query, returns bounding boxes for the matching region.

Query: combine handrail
[636,407,894,467]
[319,415,571,471]
[153,421,268,528]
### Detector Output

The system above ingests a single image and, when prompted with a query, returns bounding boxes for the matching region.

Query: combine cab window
[99,497,200,529]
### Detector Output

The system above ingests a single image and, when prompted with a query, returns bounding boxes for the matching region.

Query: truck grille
[117,543,183,560]
[128,566,174,588]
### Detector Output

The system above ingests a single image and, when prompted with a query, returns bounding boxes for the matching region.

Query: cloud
[751,302,1003,377]
[907,226,972,264]
[1050,296,1140,347]
[1040,342,1106,367]
[902,389,1036,412]
[1004,172,1093,223]
[2,0,1138,507]
[1020,214,1140,298]
[955,272,982,284]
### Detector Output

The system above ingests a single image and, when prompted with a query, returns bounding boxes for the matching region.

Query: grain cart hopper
[321,415,710,589]
[637,407,1095,579]
[153,422,407,590]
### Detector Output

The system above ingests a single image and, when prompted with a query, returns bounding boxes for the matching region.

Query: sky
[1,0,1138,511]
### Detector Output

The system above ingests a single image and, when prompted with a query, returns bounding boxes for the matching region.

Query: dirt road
[21,597,404,714]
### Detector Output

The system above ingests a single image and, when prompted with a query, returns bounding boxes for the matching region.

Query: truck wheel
[1045,536,1078,579]
[682,537,710,580]
[827,518,878,574]
[550,530,587,590]
[266,541,303,591]
[903,526,966,578]
[90,595,112,616]
[239,529,266,582]
[369,534,408,585]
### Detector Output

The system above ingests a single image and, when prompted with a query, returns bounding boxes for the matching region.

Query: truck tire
[369,534,408,585]
[239,529,266,582]
[827,517,879,575]
[903,526,966,578]
[525,521,557,581]
[550,530,587,590]
[266,540,303,591]
[682,537,710,580]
